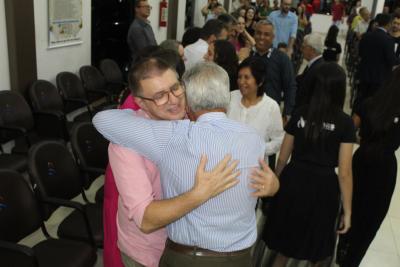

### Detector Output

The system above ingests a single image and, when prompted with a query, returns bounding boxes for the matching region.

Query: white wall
[148,0,168,44]
[194,0,208,27]
[362,0,385,15]
[0,0,10,90]
[142,0,186,43]
[363,0,375,12]
[33,0,92,83]
[373,0,386,15]
[310,14,336,34]
[176,0,187,41]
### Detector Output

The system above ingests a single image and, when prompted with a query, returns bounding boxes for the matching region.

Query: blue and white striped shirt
[93,110,266,251]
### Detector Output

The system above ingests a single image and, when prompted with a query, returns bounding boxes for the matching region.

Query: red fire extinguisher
[159,0,168,27]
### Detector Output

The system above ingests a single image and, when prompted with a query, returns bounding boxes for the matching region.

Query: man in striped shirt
[94,59,279,266]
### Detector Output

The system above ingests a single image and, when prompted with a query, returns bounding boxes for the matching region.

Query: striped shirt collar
[197,112,227,122]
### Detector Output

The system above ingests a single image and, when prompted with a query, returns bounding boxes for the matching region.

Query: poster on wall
[48,0,83,48]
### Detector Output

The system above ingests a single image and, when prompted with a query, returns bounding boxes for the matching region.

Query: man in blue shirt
[94,60,279,266]
[268,0,298,57]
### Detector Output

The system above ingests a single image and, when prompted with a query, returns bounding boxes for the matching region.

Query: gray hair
[304,33,324,55]
[256,20,274,28]
[160,39,180,53]
[255,20,275,33]
[182,62,230,113]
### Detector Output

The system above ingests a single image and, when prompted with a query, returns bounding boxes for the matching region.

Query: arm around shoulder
[93,109,172,163]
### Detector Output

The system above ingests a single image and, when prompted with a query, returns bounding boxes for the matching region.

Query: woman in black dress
[263,62,355,267]
[323,25,342,62]
[337,67,400,267]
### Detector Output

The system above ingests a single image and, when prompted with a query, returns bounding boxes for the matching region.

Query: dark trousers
[159,247,253,267]
[337,149,397,267]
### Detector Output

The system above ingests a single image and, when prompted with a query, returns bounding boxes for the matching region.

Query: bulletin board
[48,0,83,48]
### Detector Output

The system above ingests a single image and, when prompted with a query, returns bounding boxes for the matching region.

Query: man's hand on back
[249,159,280,197]
[191,154,240,203]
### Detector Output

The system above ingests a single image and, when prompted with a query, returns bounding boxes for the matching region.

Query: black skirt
[263,161,340,262]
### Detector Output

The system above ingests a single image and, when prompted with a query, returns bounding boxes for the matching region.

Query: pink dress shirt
[103,94,139,267]
[108,111,167,267]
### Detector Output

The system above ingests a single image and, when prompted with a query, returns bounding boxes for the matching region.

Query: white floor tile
[18,176,104,247]
[388,189,400,219]
[360,249,400,267]
[390,217,400,256]
[369,218,398,254]
[95,250,104,267]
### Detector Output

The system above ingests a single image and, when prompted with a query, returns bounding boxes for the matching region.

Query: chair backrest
[70,122,109,171]
[0,170,42,242]
[29,80,64,112]
[99,59,124,84]
[56,72,87,100]
[28,141,83,203]
[0,91,35,132]
[79,65,107,92]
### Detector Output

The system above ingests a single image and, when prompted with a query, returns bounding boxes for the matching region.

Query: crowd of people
[97,0,400,267]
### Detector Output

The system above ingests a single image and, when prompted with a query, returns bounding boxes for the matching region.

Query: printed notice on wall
[48,0,83,48]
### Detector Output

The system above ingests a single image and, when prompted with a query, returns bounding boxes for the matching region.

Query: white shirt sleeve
[264,99,284,156]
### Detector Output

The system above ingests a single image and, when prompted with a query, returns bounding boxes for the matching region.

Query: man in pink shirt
[108,58,279,267]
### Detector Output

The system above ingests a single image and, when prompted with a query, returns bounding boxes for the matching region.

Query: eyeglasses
[138,5,152,9]
[136,82,185,106]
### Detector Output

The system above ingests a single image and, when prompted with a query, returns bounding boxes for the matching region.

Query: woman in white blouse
[227,57,284,161]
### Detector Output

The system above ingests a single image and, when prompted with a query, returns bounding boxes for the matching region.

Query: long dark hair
[213,40,239,90]
[325,25,339,46]
[245,7,256,23]
[236,16,247,48]
[364,67,400,140]
[304,62,346,142]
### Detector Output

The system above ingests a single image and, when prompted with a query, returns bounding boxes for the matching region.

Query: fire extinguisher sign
[159,0,168,27]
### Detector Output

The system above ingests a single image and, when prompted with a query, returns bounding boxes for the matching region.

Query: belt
[165,239,251,257]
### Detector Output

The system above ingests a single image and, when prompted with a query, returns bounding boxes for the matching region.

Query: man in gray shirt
[127,0,157,62]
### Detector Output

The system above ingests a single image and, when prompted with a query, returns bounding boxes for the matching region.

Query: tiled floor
[19,175,105,267]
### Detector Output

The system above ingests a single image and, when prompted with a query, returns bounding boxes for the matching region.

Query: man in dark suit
[295,33,325,108]
[355,13,400,110]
